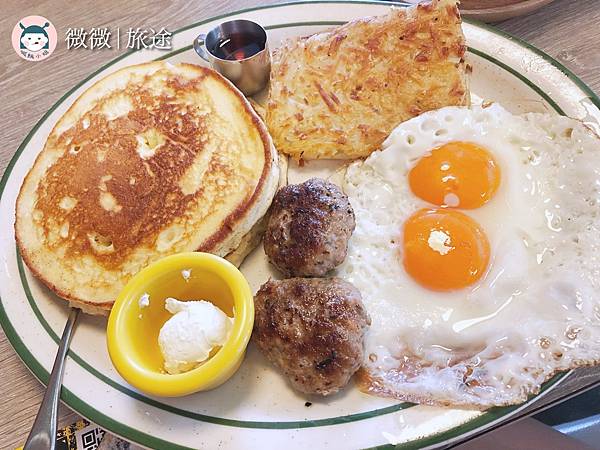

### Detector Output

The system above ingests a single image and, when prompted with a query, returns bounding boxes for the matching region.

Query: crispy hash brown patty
[266,0,469,160]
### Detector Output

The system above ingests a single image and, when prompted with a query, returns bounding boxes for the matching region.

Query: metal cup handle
[193,33,209,61]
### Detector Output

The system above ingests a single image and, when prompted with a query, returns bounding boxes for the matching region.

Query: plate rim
[1,1,598,448]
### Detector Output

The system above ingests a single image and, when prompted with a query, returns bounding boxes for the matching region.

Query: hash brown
[266,0,469,160]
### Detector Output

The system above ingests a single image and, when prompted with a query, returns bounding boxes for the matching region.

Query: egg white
[336,104,600,408]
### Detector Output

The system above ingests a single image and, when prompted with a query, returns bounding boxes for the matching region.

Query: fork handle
[24,308,80,450]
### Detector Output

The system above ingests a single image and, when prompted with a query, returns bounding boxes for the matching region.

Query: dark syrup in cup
[211,32,265,61]
[194,19,270,95]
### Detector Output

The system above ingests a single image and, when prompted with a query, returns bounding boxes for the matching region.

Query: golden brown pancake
[266,0,469,160]
[15,62,279,315]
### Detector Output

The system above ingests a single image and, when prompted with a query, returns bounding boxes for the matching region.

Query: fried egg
[336,104,600,408]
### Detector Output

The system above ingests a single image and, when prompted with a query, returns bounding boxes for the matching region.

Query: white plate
[2,1,599,449]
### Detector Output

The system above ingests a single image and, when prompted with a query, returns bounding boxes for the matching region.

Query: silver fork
[24,308,80,450]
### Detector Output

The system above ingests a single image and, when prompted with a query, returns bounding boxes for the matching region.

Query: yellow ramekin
[106,252,254,397]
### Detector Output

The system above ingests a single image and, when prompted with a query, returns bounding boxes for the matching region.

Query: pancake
[266,0,469,160]
[225,152,288,267]
[15,62,279,315]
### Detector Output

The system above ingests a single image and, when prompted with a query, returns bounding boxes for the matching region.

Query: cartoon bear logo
[19,22,50,52]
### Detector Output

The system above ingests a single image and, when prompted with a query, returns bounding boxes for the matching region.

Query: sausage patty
[264,178,355,277]
[253,277,370,396]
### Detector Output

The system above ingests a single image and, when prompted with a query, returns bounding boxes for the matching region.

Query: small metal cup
[193,20,271,96]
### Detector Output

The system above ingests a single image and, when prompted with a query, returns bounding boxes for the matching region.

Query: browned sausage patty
[253,277,370,396]
[264,178,355,277]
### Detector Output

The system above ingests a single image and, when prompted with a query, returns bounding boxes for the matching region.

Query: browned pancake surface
[16,62,279,314]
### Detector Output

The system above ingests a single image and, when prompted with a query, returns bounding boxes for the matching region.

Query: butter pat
[139,292,150,308]
[158,298,233,375]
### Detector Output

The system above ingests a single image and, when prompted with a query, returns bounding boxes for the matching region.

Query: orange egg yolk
[403,209,490,291]
[408,142,501,209]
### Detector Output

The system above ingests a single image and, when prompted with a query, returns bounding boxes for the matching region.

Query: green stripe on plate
[468,47,565,116]
[0,1,596,448]
[464,15,600,111]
